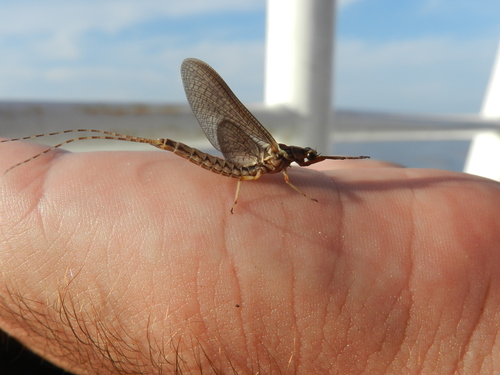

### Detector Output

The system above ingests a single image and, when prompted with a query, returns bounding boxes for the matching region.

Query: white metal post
[481,40,500,118]
[265,0,336,153]
[464,39,500,181]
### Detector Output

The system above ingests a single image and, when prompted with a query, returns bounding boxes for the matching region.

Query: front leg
[282,169,318,202]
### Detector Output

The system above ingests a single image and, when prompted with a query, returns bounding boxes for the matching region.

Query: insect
[2,58,369,213]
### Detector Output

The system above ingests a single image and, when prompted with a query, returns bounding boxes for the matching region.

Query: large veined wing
[181,58,280,167]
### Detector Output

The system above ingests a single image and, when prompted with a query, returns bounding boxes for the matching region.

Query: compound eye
[306,150,318,161]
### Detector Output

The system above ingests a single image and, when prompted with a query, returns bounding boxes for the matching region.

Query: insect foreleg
[282,169,318,203]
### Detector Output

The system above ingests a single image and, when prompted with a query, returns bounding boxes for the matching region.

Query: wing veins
[181,58,279,163]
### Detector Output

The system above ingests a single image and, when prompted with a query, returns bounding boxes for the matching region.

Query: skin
[0,139,499,374]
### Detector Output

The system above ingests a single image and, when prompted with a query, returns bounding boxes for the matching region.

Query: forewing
[181,58,279,164]
[216,120,263,167]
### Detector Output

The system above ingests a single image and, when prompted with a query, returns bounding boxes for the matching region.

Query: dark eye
[306,149,317,161]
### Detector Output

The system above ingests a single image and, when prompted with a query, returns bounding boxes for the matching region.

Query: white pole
[265,0,336,153]
[464,131,500,180]
[481,40,500,118]
[265,0,295,106]
[464,39,500,180]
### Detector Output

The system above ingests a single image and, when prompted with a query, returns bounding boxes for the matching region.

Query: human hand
[0,139,499,374]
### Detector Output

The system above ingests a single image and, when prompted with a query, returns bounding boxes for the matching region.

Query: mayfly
[1,58,369,213]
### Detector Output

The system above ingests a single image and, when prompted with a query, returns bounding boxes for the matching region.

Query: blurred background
[0,1,499,373]
[0,0,497,111]
[1,0,499,174]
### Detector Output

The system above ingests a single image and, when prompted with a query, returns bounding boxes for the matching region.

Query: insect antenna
[320,155,370,160]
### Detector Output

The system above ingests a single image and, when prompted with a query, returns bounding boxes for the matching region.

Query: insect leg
[229,169,264,213]
[282,169,318,203]
[230,177,242,214]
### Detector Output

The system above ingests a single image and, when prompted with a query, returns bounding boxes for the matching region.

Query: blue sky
[0,0,498,114]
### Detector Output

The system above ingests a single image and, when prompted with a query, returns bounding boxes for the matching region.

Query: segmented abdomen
[156,138,266,179]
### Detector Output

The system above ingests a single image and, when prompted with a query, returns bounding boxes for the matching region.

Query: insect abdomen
[156,138,264,179]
